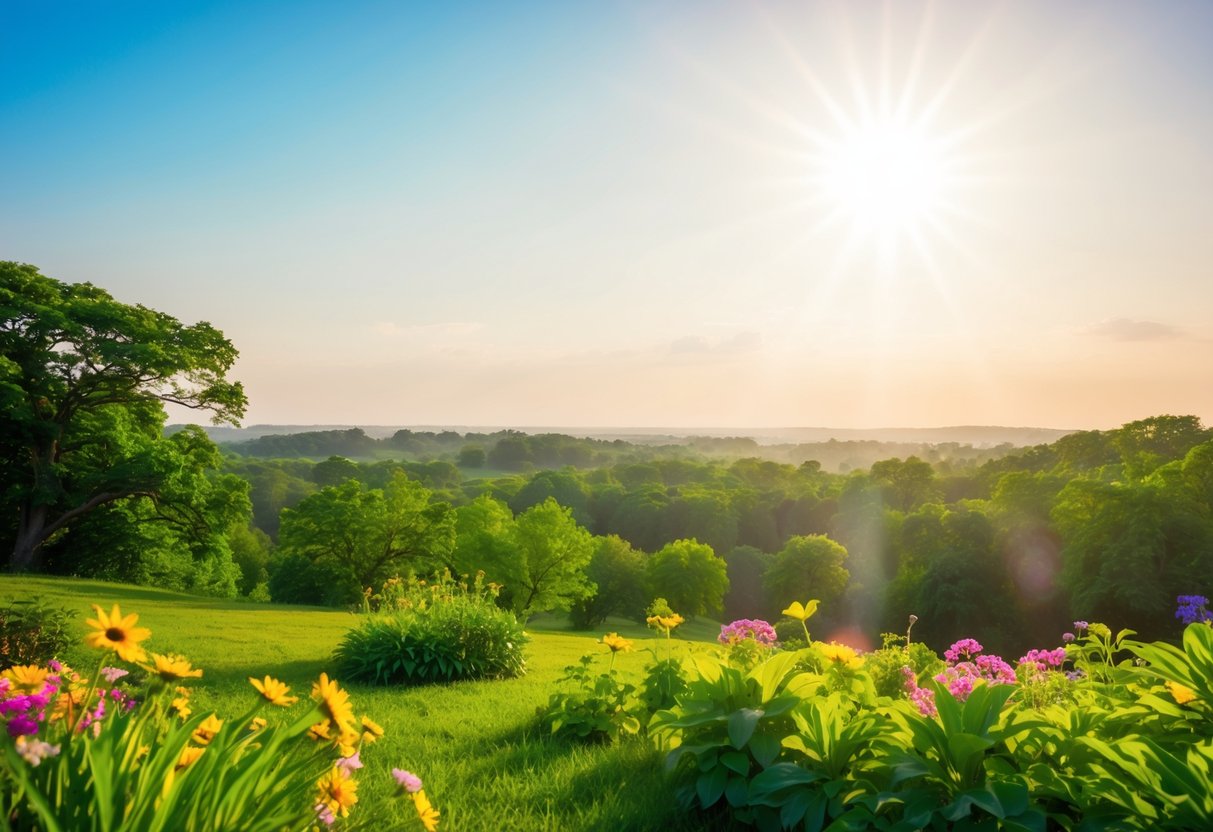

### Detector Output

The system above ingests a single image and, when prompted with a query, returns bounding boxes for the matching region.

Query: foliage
[864,634,945,699]
[335,572,527,686]
[647,539,729,618]
[508,498,596,619]
[762,536,848,617]
[0,262,247,573]
[0,601,436,831]
[0,601,75,669]
[569,535,650,629]
[538,640,641,744]
[277,472,455,605]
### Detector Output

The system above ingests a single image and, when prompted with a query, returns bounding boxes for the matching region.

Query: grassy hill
[0,576,732,831]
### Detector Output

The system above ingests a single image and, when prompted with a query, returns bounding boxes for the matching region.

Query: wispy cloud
[1084,318,1181,342]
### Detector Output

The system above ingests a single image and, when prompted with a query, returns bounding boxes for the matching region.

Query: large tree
[647,538,729,618]
[1,262,247,571]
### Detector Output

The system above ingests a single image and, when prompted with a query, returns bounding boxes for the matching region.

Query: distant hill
[167,423,1074,449]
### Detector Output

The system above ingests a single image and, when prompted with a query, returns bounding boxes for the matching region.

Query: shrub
[335,572,527,685]
[864,633,945,698]
[538,635,640,743]
[0,601,75,669]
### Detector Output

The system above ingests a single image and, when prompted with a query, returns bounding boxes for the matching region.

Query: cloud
[670,331,763,355]
[1084,318,1181,342]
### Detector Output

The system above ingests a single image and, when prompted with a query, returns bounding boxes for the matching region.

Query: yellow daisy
[312,673,355,733]
[307,720,333,742]
[171,696,193,720]
[147,653,203,683]
[84,604,151,663]
[248,716,268,732]
[1,664,49,693]
[646,614,685,634]
[359,713,383,747]
[316,768,359,818]
[601,633,633,653]
[412,788,440,831]
[249,675,298,707]
[192,714,224,745]
[818,642,863,669]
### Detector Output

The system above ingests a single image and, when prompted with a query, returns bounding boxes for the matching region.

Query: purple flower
[1073,621,1089,632]
[314,802,335,826]
[1065,669,1086,682]
[1019,648,1066,669]
[336,751,363,774]
[100,667,129,684]
[47,660,62,673]
[393,768,423,793]
[901,666,938,717]
[944,639,983,663]
[1062,632,1075,643]
[1176,595,1212,625]
[718,619,779,646]
[7,715,38,738]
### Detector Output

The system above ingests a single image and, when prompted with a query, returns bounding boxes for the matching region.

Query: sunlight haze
[3,0,1211,429]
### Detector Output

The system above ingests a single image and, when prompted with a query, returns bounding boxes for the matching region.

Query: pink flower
[337,751,363,774]
[392,768,423,793]
[944,639,983,663]
[314,802,335,826]
[100,667,129,684]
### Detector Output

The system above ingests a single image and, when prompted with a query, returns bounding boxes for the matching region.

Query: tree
[508,498,596,619]
[1,262,246,571]
[311,456,360,487]
[276,472,455,602]
[763,534,849,615]
[722,545,774,621]
[647,539,729,618]
[450,494,523,597]
[569,535,649,628]
[457,445,486,468]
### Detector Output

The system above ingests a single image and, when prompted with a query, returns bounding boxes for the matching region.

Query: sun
[816,115,954,240]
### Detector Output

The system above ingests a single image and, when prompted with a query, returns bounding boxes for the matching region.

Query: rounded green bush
[335,593,528,685]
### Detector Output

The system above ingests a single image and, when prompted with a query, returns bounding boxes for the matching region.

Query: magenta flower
[718,619,779,646]
[392,768,423,793]
[901,666,938,717]
[7,714,38,737]
[944,639,983,663]
[1073,621,1089,632]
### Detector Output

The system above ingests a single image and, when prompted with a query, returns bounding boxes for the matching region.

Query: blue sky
[3,1,1212,428]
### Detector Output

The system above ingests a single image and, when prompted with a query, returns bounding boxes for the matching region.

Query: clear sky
[3,1,1211,430]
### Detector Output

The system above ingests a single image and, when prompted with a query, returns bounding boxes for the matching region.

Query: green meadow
[0,576,736,831]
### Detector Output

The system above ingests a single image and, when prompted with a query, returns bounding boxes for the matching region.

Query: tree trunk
[11,502,47,572]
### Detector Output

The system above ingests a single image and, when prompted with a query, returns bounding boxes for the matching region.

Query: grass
[0,576,739,831]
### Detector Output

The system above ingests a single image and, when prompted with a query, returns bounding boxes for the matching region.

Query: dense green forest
[4,262,1211,657]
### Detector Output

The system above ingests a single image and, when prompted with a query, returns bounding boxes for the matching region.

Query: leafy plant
[336,571,527,686]
[0,601,75,669]
[538,637,640,743]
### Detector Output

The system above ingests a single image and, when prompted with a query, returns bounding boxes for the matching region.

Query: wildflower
[7,714,39,738]
[84,604,151,663]
[360,715,384,743]
[15,736,60,766]
[901,667,937,718]
[314,802,336,827]
[781,600,819,622]
[1062,632,1075,643]
[1,665,50,694]
[248,716,268,732]
[973,654,1017,685]
[601,633,633,653]
[249,675,298,707]
[312,674,355,733]
[308,720,333,742]
[646,614,685,634]
[1073,621,1089,632]
[171,696,192,720]
[393,768,423,793]
[412,789,440,831]
[337,729,360,758]
[192,714,224,745]
[1176,595,1213,625]
[176,745,205,770]
[718,619,778,647]
[316,767,359,818]
[1065,669,1086,682]
[147,654,203,683]
[336,750,363,774]
[944,639,983,663]
[47,659,62,673]
[818,642,862,668]
[100,667,129,684]
[1019,648,1067,670]
[1166,680,1197,705]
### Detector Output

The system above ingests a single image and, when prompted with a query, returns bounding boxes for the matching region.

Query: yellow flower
[1,664,49,693]
[337,730,360,758]
[147,653,203,683]
[176,745,205,770]
[818,641,863,668]
[601,633,633,653]
[192,714,224,745]
[360,715,384,744]
[312,673,355,733]
[248,716,268,732]
[1166,680,1197,705]
[781,600,820,622]
[249,675,298,707]
[84,604,151,663]
[171,697,193,720]
[316,768,359,818]
[308,720,333,742]
[412,788,440,832]
[646,614,685,634]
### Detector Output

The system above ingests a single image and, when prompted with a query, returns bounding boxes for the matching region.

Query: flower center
[105,627,125,641]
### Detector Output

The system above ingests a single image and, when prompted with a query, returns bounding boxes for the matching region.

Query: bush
[0,601,75,668]
[335,572,527,685]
